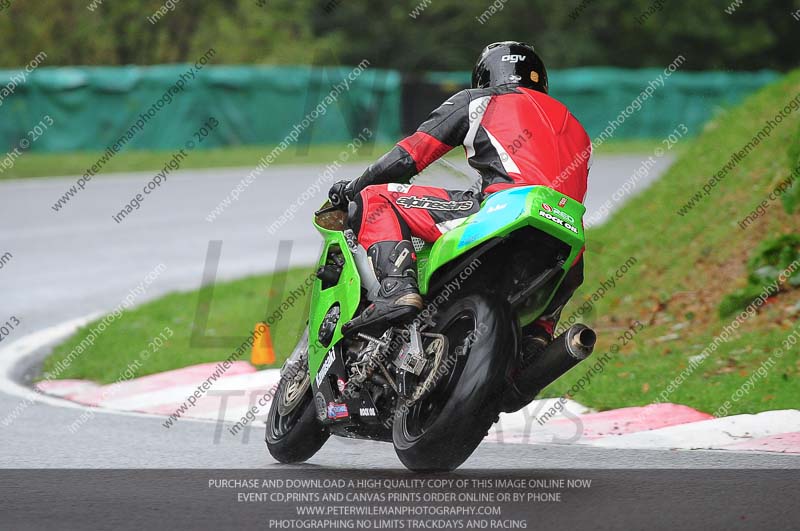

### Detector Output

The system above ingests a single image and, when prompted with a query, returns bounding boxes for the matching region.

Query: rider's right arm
[349,90,472,195]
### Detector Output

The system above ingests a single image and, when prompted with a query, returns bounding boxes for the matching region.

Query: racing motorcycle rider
[328,41,591,353]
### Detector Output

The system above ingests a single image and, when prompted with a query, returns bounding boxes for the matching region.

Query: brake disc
[277,328,311,416]
[277,372,310,416]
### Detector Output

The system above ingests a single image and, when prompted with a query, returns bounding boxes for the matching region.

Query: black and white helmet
[471,41,548,94]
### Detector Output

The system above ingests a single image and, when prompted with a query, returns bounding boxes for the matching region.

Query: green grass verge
[592,138,688,156]
[41,269,313,383]
[1,143,394,180]
[40,75,799,415]
[6,139,662,180]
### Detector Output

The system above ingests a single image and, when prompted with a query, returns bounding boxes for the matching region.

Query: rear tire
[392,291,514,471]
[265,332,329,464]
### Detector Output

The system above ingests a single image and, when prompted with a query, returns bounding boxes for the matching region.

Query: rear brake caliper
[394,323,449,402]
[393,323,427,375]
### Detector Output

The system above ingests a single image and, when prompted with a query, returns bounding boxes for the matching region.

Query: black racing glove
[328,180,355,211]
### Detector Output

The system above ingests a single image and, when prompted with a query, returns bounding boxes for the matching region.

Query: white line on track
[0,315,218,425]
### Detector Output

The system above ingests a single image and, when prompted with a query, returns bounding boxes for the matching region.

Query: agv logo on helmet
[472,41,548,94]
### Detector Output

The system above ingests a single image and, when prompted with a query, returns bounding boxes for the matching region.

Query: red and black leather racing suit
[347,85,592,334]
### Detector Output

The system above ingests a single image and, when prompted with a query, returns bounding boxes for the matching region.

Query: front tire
[392,291,514,471]
[266,331,329,463]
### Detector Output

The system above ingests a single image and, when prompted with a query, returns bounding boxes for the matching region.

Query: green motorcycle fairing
[307,185,585,385]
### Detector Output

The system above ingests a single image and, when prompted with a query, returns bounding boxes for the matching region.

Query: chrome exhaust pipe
[564,324,597,360]
[501,324,597,413]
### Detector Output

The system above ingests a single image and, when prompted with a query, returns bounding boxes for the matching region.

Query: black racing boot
[343,241,423,336]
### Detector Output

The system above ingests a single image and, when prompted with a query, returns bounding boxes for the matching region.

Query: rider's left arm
[348,90,472,195]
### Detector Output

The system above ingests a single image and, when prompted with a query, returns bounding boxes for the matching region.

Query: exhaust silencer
[501,324,597,413]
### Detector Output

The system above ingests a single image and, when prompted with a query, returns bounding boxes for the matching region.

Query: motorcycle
[266,183,597,471]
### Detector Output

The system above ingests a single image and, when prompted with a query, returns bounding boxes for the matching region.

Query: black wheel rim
[401,308,477,440]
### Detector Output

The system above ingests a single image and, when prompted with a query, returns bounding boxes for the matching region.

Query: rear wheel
[392,291,514,471]
[266,330,329,463]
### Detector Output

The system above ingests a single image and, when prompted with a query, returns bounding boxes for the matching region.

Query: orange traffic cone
[251,322,275,365]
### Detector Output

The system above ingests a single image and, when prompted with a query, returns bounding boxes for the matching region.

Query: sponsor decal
[558,197,567,207]
[539,210,579,234]
[315,349,336,387]
[486,203,507,213]
[327,402,349,419]
[359,407,377,417]
[542,202,575,223]
[530,71,540,83]
[396,195,475,212]
[337,378,346,393]
[554,208,575,223]
[508,74,522,82]
[501,54,526,63]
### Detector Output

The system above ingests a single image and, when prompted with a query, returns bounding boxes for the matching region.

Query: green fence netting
[0,64,401,153]
[424,68,780,139]
[0,64,779,153]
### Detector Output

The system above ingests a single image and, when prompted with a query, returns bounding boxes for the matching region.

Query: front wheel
[266,330,329,463]
[392,291,514,471]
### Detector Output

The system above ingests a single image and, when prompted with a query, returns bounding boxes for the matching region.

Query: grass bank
[544,70,800,415]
